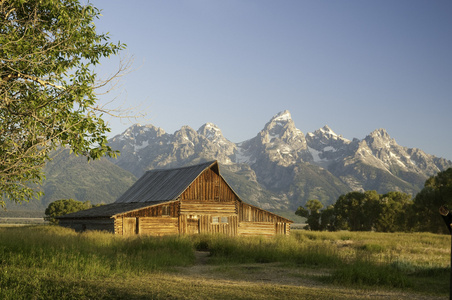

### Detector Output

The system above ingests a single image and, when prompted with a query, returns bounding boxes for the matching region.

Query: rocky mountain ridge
[107,110,452,210]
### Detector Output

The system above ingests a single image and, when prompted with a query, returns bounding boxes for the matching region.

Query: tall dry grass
[0,226,450,298]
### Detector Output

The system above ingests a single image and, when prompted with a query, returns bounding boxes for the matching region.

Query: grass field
[0,226,450,299]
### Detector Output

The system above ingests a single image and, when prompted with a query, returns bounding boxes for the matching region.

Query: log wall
[114,217,123,235]
[238,222,275,237]
[180,201,236,215]
[139,217,178,236]
[276,222,290,235]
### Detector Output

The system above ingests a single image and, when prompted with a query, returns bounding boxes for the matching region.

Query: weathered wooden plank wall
[180,169,239,202]
[179,215,200,234]
[208,215,237,236]
[197,215,238,236]
[238,202,288,223]
[123,217,137,236]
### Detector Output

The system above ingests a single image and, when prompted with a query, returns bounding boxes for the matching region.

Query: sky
[89,0,452,161]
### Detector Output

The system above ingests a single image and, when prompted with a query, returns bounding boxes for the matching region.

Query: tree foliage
[297,191,413,232]
[296,199,323,230]
[374,191,412,232]
[0,0,125,207]
[332,190,382,231]
[297,169,452,233]
[412,168,452,234]
[44,198,91,224]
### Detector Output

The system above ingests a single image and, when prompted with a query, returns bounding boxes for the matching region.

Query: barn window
[162,205,170,216]
[212,216,228,224]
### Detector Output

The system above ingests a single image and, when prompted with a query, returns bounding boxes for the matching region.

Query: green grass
[192,233,342,266]
[0,226,450,299]
[192,231,450,296]
[0,226,194,278]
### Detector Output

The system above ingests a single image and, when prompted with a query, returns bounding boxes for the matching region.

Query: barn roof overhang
[56,200,177,219]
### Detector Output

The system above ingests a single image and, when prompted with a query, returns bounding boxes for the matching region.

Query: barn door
[187,217,199,234]
[123,217,138,236]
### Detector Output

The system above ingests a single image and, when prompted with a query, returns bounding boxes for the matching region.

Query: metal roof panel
[114,161,217,203]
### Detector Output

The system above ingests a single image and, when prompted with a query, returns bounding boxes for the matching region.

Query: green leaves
[44,198,92,224]
[412,168,452,234]
[1,0,125,205]
[300,191,414,232]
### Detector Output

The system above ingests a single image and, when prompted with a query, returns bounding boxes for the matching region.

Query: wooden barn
[57,161,292,237]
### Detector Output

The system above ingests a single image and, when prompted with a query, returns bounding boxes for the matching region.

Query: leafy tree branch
[0,0,132,207]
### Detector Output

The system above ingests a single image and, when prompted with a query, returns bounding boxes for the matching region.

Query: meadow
[0,226,450,299]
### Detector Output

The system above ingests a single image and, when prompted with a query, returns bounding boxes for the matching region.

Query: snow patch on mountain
[308,146,328,163]
[235,147,256,164]
[134,140,149,152]
[272,110,292,123]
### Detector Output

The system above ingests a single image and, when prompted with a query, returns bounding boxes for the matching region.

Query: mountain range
[6,110,451,214]
[106,110,452,211]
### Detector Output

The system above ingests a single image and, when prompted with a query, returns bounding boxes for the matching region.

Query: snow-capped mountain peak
[305,125,352,167]
[111,124,167,145]
[107,110,452,210]
[271,110,292,123]
[197,123,223,141]
[197,122,236,159]
[236,110,310,167]
[261,110,303,140]
[320,125,338,137]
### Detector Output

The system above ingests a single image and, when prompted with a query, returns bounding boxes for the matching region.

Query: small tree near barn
[45,199,92,224]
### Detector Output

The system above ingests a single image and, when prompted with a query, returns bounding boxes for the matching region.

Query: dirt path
[194,250,210,265]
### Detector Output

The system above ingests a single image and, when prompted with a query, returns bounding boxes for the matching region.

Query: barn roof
[115,160,222,203]
[57,201,173,219]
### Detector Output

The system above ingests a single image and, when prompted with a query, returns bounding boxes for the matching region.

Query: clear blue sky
[90,0,452,161]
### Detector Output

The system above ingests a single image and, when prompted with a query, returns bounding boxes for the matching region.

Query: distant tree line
[296,168,452,234]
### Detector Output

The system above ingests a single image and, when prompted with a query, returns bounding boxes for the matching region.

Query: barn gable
[115,161,222,203]
[58,160,292,236]
[179,166,240,202]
